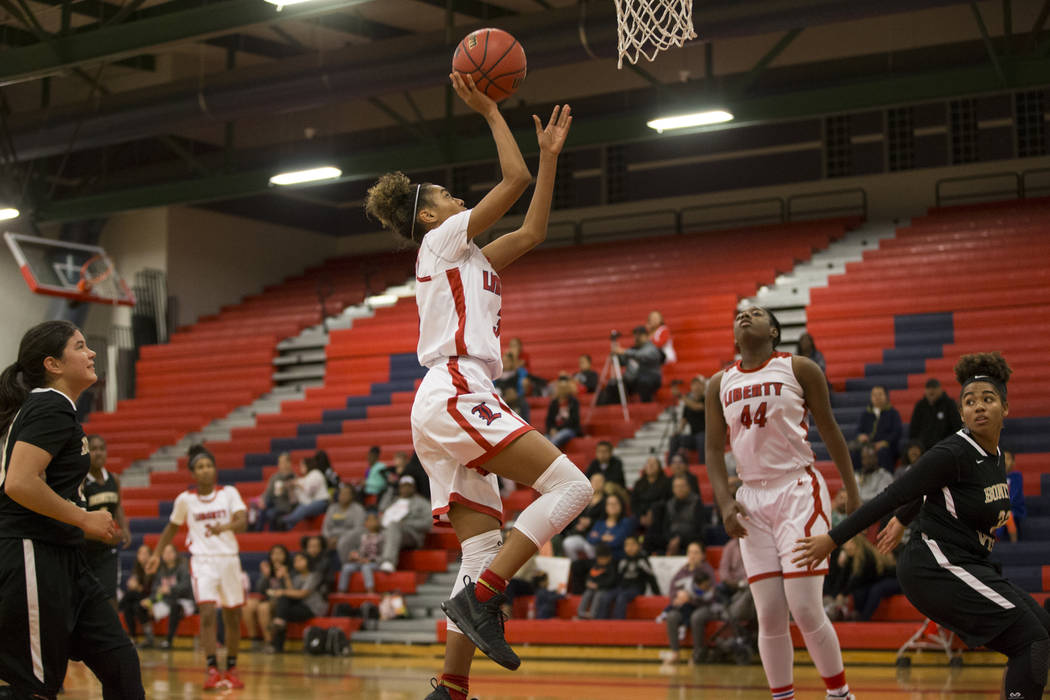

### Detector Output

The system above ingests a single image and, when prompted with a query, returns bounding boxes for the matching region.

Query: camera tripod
[584,350,631,425]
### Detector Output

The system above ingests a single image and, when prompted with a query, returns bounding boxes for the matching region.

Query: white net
[614,0,697,69]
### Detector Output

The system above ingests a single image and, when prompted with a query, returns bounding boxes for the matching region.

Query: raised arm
[703,371,748,538]
[482,104,573,271]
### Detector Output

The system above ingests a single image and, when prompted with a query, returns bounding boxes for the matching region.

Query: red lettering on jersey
[483,271,502,296]
[771,382,783,396]
[194,509,227,521]
[742,385,751,399]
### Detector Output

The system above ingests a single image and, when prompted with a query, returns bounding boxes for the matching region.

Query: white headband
[408,184,422,241]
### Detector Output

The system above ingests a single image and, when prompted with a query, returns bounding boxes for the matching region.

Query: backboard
[4,232,135,306]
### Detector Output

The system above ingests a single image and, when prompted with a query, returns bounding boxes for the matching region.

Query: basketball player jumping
[705,307,860,700]
[364,72,589,700]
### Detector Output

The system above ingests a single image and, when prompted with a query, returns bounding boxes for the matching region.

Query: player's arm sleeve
[16,401,76,457]
[422,209,471,263]
[226,486,247,516]
[894,498,923,526]
[828,444,959,546]
[170,493,188,526]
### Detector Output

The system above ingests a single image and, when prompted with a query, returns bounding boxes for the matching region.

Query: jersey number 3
[739,402,768,429]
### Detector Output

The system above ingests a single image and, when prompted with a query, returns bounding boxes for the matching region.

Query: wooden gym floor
[48,645,1012,699]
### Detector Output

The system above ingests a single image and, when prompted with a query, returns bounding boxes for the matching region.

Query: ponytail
[0,320,79,437]
[0,362,28,437]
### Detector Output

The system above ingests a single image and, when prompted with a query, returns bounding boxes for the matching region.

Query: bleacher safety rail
[1022,167,1050,198]
[786,188,867,221]
[935,171,1022,206]
[679,197,784,231]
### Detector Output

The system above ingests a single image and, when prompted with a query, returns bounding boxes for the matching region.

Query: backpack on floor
[303,625,326,655]
[325,627,351,656]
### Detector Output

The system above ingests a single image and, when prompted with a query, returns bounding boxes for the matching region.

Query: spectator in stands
[609,326,663,402]
[495,350,522,394]
[244,544,288,650]
[508,337,547,396]
[562,491,635,561]
[362,446,388,497]
[382,451,431,501]
[908,378,962,450]
[574,354,599,394]
[501,384,531,424]
[266,552,328,653]
[377,475,432,573]
[996,450,1025,543]
[895,440,925,482]
[577,543,617,619]
[646,310,676,365]
[668,376,706,457]
[609,535,659,619]
[148,544,194,650]
[661,541,717,665]
[508,337,531,371]
[823,535,899,622]
[585,441,625,487]
[301,534,332,585]
[668,452,700,494]
[530,571,564,619]
[851,385,902,472]
[313,449,341,495]
[663,475,707,555]
[796,332,826,375]
[323,483,366,552]
[717,518,756,629]
[338,510,384,593]
[560,472,607,559]
[856,444,894,503]
[631,456,672,549]
[545,375,582,448]
[830,489,849,528]
[503,553,540,617]
[121,545,155,647]
[259,452,296,531]
[280,456,332,529]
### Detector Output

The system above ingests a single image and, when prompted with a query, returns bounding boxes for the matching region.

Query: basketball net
[614,0,697,69]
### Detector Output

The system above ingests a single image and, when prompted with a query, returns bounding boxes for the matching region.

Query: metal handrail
[680,197,785,231]
[1022,167,1050,198]
[934,171,1022,206]
[787,187,867,221]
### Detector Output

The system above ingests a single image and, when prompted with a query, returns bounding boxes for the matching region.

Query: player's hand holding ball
[450,72,498,118]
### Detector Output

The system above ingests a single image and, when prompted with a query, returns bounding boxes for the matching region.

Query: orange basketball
[452,28,526,102]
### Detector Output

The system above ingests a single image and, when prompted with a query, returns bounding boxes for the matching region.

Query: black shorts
[0,538,132,697]
[83,546,119,600]
[898,534,1034,648]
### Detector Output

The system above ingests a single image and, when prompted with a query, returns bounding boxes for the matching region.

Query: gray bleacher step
[415,584,454,598]
[407,594,449,610]
[375,618,444,633]
[273,364,326,382]
[277,330,330,352]
[274,349,327,366]
[428,571,458,586]
[351,630,438,644]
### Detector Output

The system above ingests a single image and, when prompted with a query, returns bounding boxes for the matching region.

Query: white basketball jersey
[416,209,503,379]
[169,485,246,556]
[720,352,814,482]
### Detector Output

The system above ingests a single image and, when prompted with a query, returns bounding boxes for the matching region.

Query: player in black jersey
[0,321,144,700]
[793,352,1050,700]
[82,434,131,607]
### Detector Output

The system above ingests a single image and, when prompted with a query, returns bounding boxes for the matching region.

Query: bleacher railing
[935,171,1022,206]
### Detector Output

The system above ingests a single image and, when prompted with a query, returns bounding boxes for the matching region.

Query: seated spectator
[244,544,288,650]
[504,554,541,617]
[148,544,194,649]
[546,375,582,448]
[668,452,700,494]
[996,450,1025,543]
[850,385,902,472]
[796,331,825,375]
[716,532,755,629]
[663,475,707,555]
[560,472,607,559]
[313,448,341,494]
[322,483,366,551]
[660,541,717,665]
[508,337,547,396]
[495,350,522,394]
[631,456,672,547]
[646,310,676,365]
[668,376,705,457]
[376,475,432,573]
[362,446,388,497]
[830,489,849,528]
[824,535,900,621]
[574,354,599,394]
[577,543,618,620]
[895,440,924,481]
[382,451,430,501]
[563,491,635,561]
[301,534,333,586]
[338,510,384,593]
[502,384,531,424]
[856,444,894,503]
[585,441,625,487]
[280,456,332,529]
[121,545,155,647]
[259,452,296,531]
[267,552,328,653]
[508,336,531,372]
[605,326,663,402]
[908,378,962,450]
[530,571,564,619]
[609,535,659,619]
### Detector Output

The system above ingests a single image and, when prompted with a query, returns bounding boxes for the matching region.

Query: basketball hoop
[76,254,114,295]
[614,0,697,69]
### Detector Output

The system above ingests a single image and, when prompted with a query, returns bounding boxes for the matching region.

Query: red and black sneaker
[440,577,520,671]
[203,666,226,691]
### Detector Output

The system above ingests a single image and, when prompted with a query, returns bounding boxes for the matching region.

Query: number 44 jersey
[720,352,816,482]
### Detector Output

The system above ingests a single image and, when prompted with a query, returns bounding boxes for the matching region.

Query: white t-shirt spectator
[296,469,329,503]
[170,486,246,556]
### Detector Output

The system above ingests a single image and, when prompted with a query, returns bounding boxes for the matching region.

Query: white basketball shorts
[189,554,245,608]
[411,356,535,526]
[736,465,832,583]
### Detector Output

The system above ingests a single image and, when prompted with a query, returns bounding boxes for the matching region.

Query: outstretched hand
[449,71,498,117]
[876,516,906,555]
[533,104,572,156]
[791,533,836,569]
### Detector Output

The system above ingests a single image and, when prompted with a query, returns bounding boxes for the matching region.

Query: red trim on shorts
[447,357,470,394]
[466,424,533,469]
[803,465,830,536]
[783,568,828,579]
[747,571,783,584]
[491,393,532,429]
[447,396,492,456]
[734,351,791,374]
[446,268,468,356]
[433,493,504,525]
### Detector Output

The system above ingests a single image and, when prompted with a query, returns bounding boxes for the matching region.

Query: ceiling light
[269,166,342,186]
[263,0,316,8]
[646,110,734,133]
[0,207,19,221]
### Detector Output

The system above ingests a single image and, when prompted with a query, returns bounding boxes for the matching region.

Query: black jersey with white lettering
[0,389,89,546]
[830,429,1011,558]
[82,468,120,552]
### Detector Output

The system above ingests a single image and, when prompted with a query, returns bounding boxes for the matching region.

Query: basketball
[452,28,526,102]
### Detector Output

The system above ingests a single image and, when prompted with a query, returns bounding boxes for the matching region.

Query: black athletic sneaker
[425,677,477,700]
[440,577,521,671]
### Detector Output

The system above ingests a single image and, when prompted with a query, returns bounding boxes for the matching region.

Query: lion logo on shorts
[471,402,502,425]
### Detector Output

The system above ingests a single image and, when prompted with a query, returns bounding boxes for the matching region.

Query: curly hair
[187,443,215,472]
[954,352,1012,399]
[364,171,429,243]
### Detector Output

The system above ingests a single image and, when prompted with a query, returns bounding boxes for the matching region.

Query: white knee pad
[514,455,592,547]
[446,529,503,636]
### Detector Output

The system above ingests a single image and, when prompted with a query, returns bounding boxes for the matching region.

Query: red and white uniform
[720,352,830,582]
[169,485,246,607]
[651,323,676,364]
[412,209,535,525]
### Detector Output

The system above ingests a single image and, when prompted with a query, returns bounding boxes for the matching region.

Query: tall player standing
[148,444,248,691]
[82,434,132,608]
[364,72,590,700]
[705,307,861,700]
[0,321,144,700]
